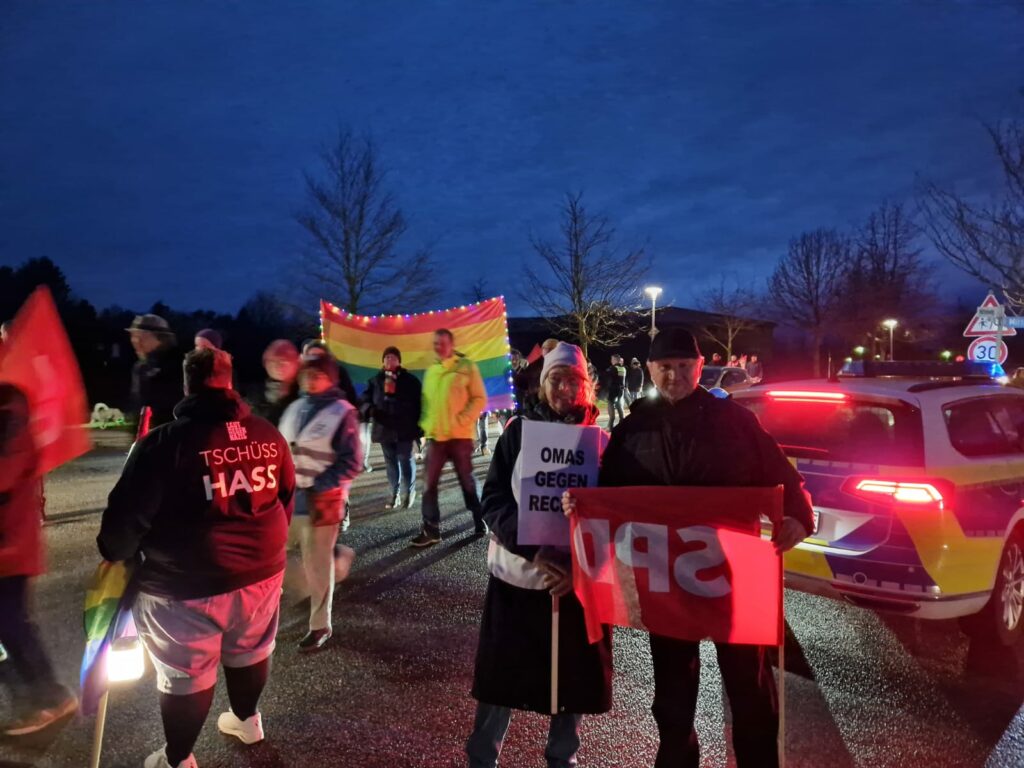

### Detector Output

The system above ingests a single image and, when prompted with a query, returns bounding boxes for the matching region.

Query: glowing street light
[645,286,662,339]
[940,350,952,361]
[853,346,866,356]
[881,319,898,360]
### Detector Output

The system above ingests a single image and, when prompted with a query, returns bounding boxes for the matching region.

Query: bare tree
[696,277,762,360]
[295,129,437,314]
[920,115,1024,308]
[466,276,492,303]
[839,201,935,353]
[521,192,648,357]
[768,229,849,376]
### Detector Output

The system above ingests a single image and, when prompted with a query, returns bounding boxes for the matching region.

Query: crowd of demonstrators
[127,314,184,430]
[97,349,296,768]
[412,328,488,547]
[278,354,361,652]
[1,300,815,766]
[359,346,422,510]
[569,328,812,768]
[468,342,612,768]
[603,354,627,428]
[0,383,79,736]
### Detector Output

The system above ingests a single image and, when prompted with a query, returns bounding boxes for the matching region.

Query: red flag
[0,287,91,474]
[570,486,783,646]
[526,344,543,364]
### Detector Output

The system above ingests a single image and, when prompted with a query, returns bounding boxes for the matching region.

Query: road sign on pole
[964,293,1016,337]
[967,335,1009,365]
[1008,316,1024,329]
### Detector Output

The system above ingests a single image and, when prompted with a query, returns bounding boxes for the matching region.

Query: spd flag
[570,486,783,646]
[0,287,91,474]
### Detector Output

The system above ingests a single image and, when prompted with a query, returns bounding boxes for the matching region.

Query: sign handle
[550,594,560,715]
[777,557,786,768]
[89,689,110,768]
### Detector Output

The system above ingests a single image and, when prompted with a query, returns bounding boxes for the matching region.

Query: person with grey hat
[566,327,814,768]
[467,342,612,768]
[127,313,184,430]
[278,354,361,652]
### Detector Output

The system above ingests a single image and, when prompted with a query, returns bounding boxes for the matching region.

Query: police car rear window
[740,398,924,466]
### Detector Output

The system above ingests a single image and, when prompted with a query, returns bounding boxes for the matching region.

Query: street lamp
[881,319,898,361]
[853,346,865,356]
[645,286,662,339]
[940,350,952,361]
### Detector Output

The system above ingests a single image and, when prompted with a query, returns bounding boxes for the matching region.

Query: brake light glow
[842,477,952,509]
[766,390,848,404]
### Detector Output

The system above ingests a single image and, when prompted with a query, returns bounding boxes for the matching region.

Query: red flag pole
[777,552,786,768]
[550,595,560,715]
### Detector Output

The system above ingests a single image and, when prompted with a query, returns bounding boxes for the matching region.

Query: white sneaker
[144,748,198,768]
[333,545,356,583]
[217,710,264,745]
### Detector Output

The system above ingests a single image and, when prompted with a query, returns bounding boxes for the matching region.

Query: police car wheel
[962,527,1024,647]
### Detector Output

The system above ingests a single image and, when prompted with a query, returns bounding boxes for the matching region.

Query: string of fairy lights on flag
[318,296,517,412]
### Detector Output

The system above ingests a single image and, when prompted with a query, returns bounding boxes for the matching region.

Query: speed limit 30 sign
[967,335,1009,365]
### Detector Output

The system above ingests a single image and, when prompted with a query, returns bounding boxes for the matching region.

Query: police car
[732,361,1024,646]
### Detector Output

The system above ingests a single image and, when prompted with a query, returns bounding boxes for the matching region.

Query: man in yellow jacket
[411,329,487,547]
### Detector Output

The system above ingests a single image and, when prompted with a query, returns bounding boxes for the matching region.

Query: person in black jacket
[624,356,645,406]
[359,346,422,509]
[98,348,296,768]
[585,328,813,768]
[250,339,301,427]
[467,342,612,768]
[127,314,184,430]
[603,354,627,428]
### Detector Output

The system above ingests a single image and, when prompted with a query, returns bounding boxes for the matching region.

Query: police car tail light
[766,390,848,404]
[842,477,952,509]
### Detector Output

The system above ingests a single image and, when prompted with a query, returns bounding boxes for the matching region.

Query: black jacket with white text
[98,388,296,599]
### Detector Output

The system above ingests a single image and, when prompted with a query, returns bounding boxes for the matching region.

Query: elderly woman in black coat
[466,343,612,768]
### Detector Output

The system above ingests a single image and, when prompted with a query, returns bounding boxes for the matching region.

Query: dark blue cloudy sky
[1,1,1021,315]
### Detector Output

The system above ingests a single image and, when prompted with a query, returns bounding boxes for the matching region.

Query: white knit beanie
[541,342,589,385]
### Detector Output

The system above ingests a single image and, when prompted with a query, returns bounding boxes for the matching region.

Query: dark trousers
[380,440,415,497]
[421,438,482,534]
[0,576,66,711]
[649,634,778,768]
[607,395,625,429]
[477,413,490,450]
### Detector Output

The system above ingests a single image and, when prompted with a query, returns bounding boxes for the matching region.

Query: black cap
[649,328,701,361]
[382,345,402,363]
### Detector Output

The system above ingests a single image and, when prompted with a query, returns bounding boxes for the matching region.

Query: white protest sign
[518,420,606,546]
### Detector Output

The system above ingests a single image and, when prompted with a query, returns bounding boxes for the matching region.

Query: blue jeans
[421,438,482,535]
[380,440,415,497]
[466,701,582,768]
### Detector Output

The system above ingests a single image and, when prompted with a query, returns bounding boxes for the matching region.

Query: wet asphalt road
[1,428,1022,768]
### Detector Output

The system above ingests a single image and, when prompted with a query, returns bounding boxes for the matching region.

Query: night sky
[1,1,1021,315]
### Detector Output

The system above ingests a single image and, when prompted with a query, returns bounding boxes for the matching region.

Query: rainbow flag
[320,296,515,412]
[80,561,135,715]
